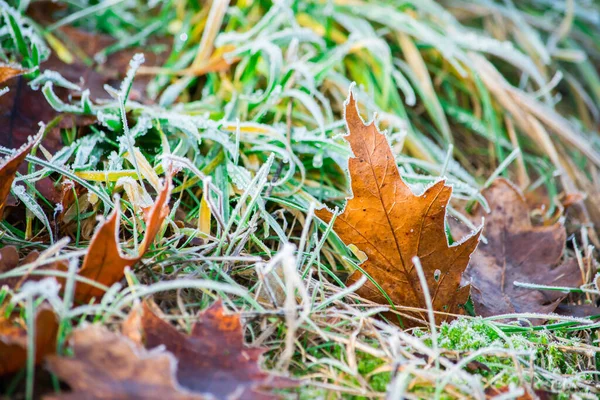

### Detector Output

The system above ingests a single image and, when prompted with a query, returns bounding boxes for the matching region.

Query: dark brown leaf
[0,305,58,376]
[0,77,73,155]
[45,325,203,400]
[44,26,168,102]
[0,245,40,288]
[457,179,582,320]
[554,303,600,318]
[126,300,296,400]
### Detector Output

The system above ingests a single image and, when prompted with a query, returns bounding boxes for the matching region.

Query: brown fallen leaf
[485,386,554,399]
[0,78,86,156]
[73,179,171,303]
[457,179,581,320]
[124,301,296,399]
[554,303,600,318]
[0,63,27,85]
[0,131,42,217]
[45,325,203,400]
[0,246,41,289]
[0,26,166,157]
[0,245,69,291]
[43,26,168,102]
[316,92,481,325]
[0,305,58,376]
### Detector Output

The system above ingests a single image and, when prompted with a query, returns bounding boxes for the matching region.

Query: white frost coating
[120,53,145,99]
[108,151,123,171]
[12,185,54,244]
[96,110,120,130]
[11,278,61,304]
[29,70,81,91]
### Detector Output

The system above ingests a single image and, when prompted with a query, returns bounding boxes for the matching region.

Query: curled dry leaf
[45,325,202,400]
[0,305,58,376]
[0,131,42,217]
[73,179,171,303]
[124,300,297,399]
[456,179,581,320]
[316,92,481,326]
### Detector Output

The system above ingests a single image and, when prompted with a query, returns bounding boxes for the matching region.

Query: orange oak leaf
[0,131,41,217]
[0,305,58,376]
[316,92,480,326]
[0,63,26,84]
[73,179,171,303]
[456,179,581,320]
[45,325,203,400]
[124,300,297,399]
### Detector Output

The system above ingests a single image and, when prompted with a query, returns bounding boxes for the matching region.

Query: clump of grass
[1,0,600,398]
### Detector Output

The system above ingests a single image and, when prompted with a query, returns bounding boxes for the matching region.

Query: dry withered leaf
[73,179,171,303]
[125,301,296,399]
[0,245,68,290]
[0,78,76,156]
[485,386,553,399]
[45,325,202,400]
[316,92,480,325]
[44,26,168,102]
[0,131,42,217]
[0,245,41,288]
[555,303,600,318]
[0,63,27,84]
[0,305,58,376]
[458,179,582,320]
[0,28,166,158]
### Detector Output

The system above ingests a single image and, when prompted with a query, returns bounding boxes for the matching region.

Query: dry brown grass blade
[471,53,600,167]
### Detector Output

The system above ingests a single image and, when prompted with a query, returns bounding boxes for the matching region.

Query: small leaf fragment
[0,63,27,84]
[316,91,480,326]
[45,325,202,400]
[0,306,58,376]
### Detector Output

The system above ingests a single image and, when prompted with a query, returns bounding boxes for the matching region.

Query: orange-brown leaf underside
[0,64,26,84]
[316,92,480,325]
[0,306,58,376]
[73,179,171,303]
[0,132,41,217]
